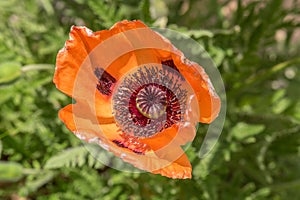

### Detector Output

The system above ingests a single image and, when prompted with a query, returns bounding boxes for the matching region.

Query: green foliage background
[0,0,300,199]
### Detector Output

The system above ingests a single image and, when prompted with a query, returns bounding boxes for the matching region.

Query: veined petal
[172,51,221,123]
[54,26,107,96]
[60,103,193,179]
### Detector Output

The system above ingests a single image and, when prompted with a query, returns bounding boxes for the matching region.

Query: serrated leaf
[20,171,55,196]
[44,144,103,169]
[44,146,87,169]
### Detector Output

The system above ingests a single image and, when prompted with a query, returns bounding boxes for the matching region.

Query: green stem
[22,168,43,175]
[21,64,54,73]
[268,179,300,191]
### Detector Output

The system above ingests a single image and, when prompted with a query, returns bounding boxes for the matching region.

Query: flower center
[112,64,189,138]
[136,84,166,119]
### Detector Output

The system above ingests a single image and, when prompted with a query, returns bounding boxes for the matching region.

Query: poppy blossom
[54,20,220,179]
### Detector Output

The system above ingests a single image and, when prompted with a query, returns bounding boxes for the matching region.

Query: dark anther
[112,139,145,155]
[94,67,116,95]
[132,149,144,155]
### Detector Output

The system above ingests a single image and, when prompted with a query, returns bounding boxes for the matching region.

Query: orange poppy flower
[54,20,220,179]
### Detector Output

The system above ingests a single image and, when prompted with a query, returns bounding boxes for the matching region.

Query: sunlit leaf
[231,122,265,140]
[0,62,21,84]
[0,161,23,182]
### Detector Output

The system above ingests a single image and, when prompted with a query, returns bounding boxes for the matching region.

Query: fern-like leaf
[44,143,104,169]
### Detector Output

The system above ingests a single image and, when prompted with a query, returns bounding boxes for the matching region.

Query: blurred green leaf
[139,0,152,23]
[231,122,265,140]
[0,140,2,158]
[0,62,21,84]
[20,171,55,196]
[0,161,23,182]
[185,29,214,38]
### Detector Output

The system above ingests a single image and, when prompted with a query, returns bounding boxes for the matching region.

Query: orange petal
[59,102,115,139]
[55,21,151,118]
[54,26,109,96]
[88,20,164,80]
[161,44,220,123]
[107,138,192,179]
[173,52,220,123]
[54,20,147,92]
[152,153,192,179]
[153,49,221,123]
[109,20,147,33]
[108,25,221,123]
[59,104,76,131]
[54,20,147,96]
[139,122,196,178]
[60,103,193,179]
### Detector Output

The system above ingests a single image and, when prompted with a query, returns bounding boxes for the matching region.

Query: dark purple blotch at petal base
[94,67,116,95]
